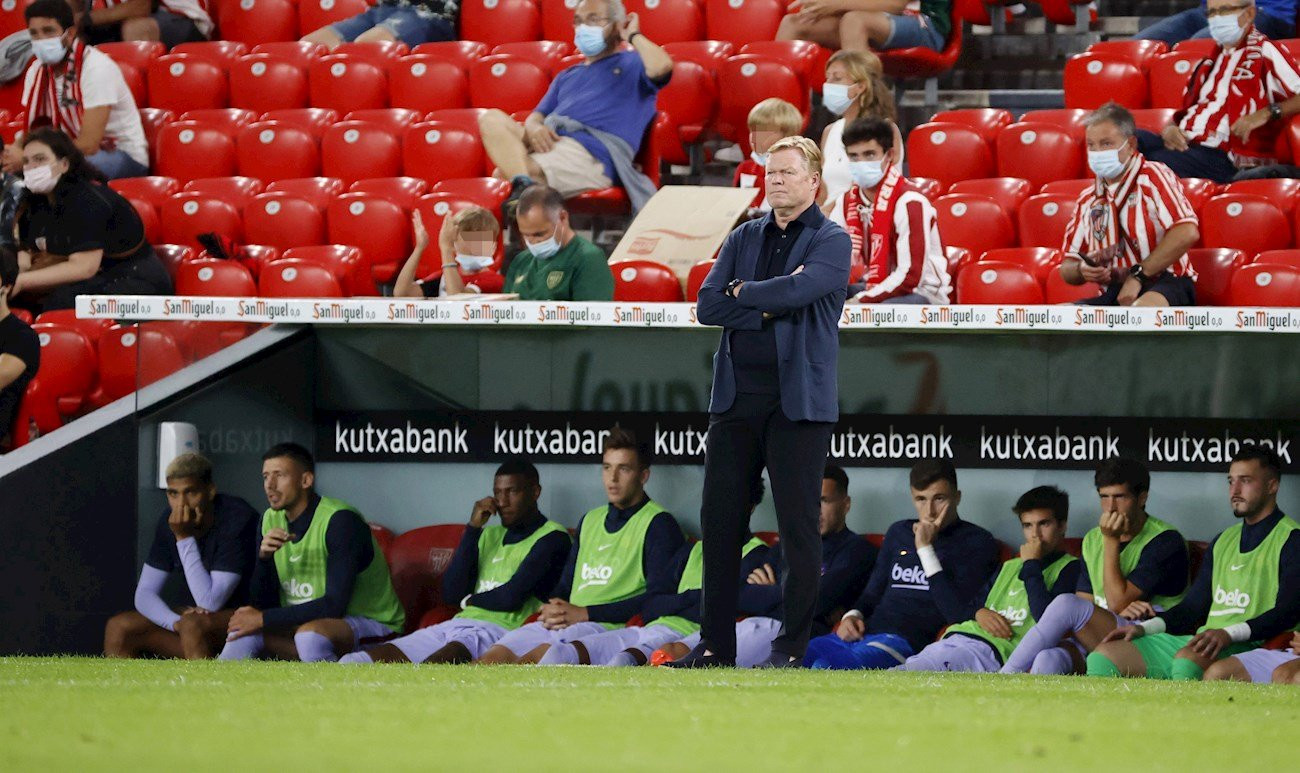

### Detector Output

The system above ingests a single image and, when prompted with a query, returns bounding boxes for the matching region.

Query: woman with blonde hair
[818,49,900,226]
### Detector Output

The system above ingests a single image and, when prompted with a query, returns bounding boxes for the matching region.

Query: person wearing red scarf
[840,117,950,304]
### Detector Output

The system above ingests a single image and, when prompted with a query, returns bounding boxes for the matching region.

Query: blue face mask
[1088,148,1126,180]
[750,151,768,167]
[849,159,885,190]
[822,83,853,116]
[574,24,608,57]
[528,234,561,260]
[1207,13,1246,46]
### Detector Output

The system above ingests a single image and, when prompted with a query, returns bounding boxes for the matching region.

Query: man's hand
[913,521,939,549]
[1161,124,1189,152]
[1099,624,1144,644]
[1019,537,1045,562]
[469,496,497,529]
[975,608,1014,639]
[226,606,263,640]
[525,121,560,154]
[1098,510,1127,541]
[619,10,640,40]
[747,564,778,586]
[1116,275,1142,307]
[168,502,202,541]
[1187,628,1231,660]
[538,598,589,630]
[837,614,865,642]
[1118,600,1156,621]
[1231,109,1271,142]
[1079,263,1113,285]
[259,528,292,560]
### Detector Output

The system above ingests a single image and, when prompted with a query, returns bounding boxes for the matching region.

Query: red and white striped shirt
[1179,27,1300,160]
[850,186,951,303]
[1061,153,1199,279]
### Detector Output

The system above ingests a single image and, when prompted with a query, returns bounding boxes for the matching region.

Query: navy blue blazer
[696,205,851,422]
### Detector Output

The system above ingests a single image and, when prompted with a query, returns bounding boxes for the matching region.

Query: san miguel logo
[1235,309,1295,330]
[537,304,592,324]
[162,298,220,317]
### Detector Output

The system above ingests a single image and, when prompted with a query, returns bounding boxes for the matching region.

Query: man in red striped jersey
[1137,0,1300,184]
[1060,103,1202,307]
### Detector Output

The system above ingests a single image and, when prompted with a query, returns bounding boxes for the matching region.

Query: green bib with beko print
[1198,515,1299,635]
[456,520,570,630]
[1081,514,1186,611]
[569,499,670,630]
[650,537,767,637]
[943,553,1077,661]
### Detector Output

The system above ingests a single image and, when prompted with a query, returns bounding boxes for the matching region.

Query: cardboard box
[608,185,757,281]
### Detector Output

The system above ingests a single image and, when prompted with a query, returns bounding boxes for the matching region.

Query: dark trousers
[1136,130,1238,184]
[699,392,834,660]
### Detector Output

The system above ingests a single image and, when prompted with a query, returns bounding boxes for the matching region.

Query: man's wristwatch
[725,278,744,297]
[628,31,644,44]
[1269,103,1284,122]
[1129,264,1157,289]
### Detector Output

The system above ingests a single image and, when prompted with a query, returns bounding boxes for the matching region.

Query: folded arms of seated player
[440,523,571,612]
[641,541,771,621]
[250,510,373,629]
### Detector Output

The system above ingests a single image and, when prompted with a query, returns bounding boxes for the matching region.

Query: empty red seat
[930,108,1012,146]
[182,176,264,209]
[412,40,490,70]
[716,55,806,146]
[468,54,550,113]
[431,177,511,210]
[980,246,1062,284]
[1200,194,1291,255]
[907,122,994,190]
[309,55,389,114]
[1066,55,1148,109]
[1086,39,1168,70]
[911,177,943,201]
[161,194,243,248]
[1018,193,1079,248]
[230,54,309,112]
[151,243,196,283]
[97,325,186,402]
[956,261,1045,304]
[173,40,249,67]
[216,0,298,44]
[138,108,177,165]
[115,62,148,108]
[153,122,236,181]
[686,258,713,301]
[297,0,371,36]
[1185,248,1248,305]
[997,122,1085,191]
[30,323,97,415]
[655,59,716,166]
[1018,109,1089,137]
[663,40,735,75]
[389,55,469,112]
[1180,177,1221,213]
[1149,51,1209,109]
[148,54,229,112]
[1228,263,1300,306]
[610,260,685,301]
[626,0,705,43]
[947,177,1032,220]
[283,244,377,296]
[460,0,542,45]
[109,175,180,211]
[175,258,258,296]
[259,107,338,138]
[1039,178,1092,197]
[177,107,258,135]
[99,40,166,72]
[1255,249,1300,268]
[332,40,409,64]
[127,197,161,243]
[1044,268,1103,303]
[349,176,428,208]
[943,245,973,283]
[265,176,345,208]
[425,107,491,138]
[934,194,1015,256]
[738,39,831,91]
[35,309,115,345]
[236,121,321,181]
[251,41,327,68]
[1224,178,1300,216]
[387,523,467,632]
[328,193,412,283]
[344,108,421,135]
[491,40,573,75]
[321,121,402,183]
[259,258,344,297]
[403,122,487,182]
[705,0,784,45]
[243,192,327,251]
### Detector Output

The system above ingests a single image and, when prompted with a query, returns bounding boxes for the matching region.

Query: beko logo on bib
[1211,586,1251,613]
[891,564,928,587]
[476,580,503,592]
[996,606,1029,626]
[282,579,315,601]
[578,563,613,590]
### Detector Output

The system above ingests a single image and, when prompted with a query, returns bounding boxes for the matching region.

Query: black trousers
[699,392,834,660]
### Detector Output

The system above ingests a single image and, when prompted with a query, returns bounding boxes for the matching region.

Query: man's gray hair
[581,0,626,23]
[516,184,567,222]
[1084,101,1137,138]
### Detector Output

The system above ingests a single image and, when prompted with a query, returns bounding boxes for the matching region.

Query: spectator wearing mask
[777,0,952,53]
[478,0,672,211]
[301,0,457,50]
[733,98,804,216]
[816,50,899,228]
[78,0,213,49]
[1136,0,1294,46]
[11,129,171,313]
[5,0,149,180]
[394,205,505,298]
[505,184,613,301]
[0,246,38,450]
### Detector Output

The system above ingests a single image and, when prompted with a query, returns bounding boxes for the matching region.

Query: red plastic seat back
[611,259,685,301]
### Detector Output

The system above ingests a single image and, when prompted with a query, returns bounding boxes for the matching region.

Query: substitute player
[341,459,570,664]
[219,443,405,662]
[475,428,684,664]
[899,486,1079,672]
[1092,446,1300,680]
[1000,458,1189,674]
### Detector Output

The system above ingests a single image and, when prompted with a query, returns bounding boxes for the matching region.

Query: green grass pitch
[1,656,1295,771]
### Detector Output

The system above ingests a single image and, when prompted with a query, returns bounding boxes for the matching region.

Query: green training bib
[570,499,671,629]
[944,553,1077,662]
[650,537,766,637]
[456,520,570,630]
[1199,515,1299,634]
[1081,514,1186,611]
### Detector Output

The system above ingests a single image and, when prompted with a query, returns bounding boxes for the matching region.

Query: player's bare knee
[103,613,135,655]
[519,644,551,664]
[1203,659,1239,681]
[474,645,517,665]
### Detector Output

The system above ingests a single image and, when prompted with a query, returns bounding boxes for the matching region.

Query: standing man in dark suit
[667,135,852,668]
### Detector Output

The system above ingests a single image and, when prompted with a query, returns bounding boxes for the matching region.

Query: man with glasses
[1134,0,1300,184]
[1136,0,1293,47]
[477,0,672,211]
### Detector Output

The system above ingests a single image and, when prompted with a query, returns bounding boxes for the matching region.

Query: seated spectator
[78,0,212,49]
[0,138,22,248]
[817,50,898,227]
[10,129,172,313]
[301,0,456,50]
[4,0,149,180]
[393,206,505,298]
[1137,0,1300,184]
[219,443,406,662]
[103,453,260,659]
[840,117,950,304]
[1137,0,1294,46]
[1060,103,1200,307]
[733,97,804,216]
[0,247,38,449]
[777,0,951,54]
[478,0,672,210]
[505,185,614,301]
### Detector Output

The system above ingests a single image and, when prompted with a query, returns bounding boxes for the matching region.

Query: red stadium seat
[230,54,309,112]
[980,246,1062,284]
[877,20,963,96]
[1180,177,1221,213]
[907,122,994,190]
[369,524,396,559]
[173,40,249,67]
[491,40,574,76]
[265,176,345,208]
[945,246,973,283]
[328,193,412,283]
[1018,109,1089,138]
[96,325,186,402]
[997,122,1085,191]
[1224,178,1300,216]
[243,193,327,251]
[177,107,258,135]
[460,0,543,46]
[956,261,1045,304]
[1185,248,1248,306]
[332,40,409,64]
[705,0,784,45]
[1130,107,1176,135]
[1018,193,1078,249]
[930,108,1012,146]
[283,244,377,296]
[127,197,161,243]
[1148,51,1208,110]
[1039,178,1092,197]
[386,524,467,632]
[138,108,176,164]
[309,55,389,114]
[412,40,490,70]
[114,61,147,108]
[99,40,166,72]
[739,40,831,91]
[911,177,943,201]
[1086,39,1168,71]
[109,175,180,211]
[686,258,713,301]
[468,54,550,113]
[182,176,264,209]
[389,55,469,112]
[297,0,371,36]
[29,323,97,416]
[236,121,321,181]
[1200,194,1291,255]
[34,310,115,347]
[216,0,298,45]
[716,55,806,147]
[349,176,428,208]
[218,244,280,281]
[654,59,716,164]
[610,260,685,301]
[627,0,705,43]
[148,54,229,113]
[424,107,491,138]
[175,258,258,296]
[258,258,344,297]
[160,194,244,248]
[1044,268,1103,303]
[566,113,665,218]
[150,244,197,283]
[663,40,735,75]
[343,108,421,135]
[1228,263,1300,306]
[403,122,488,182]
[259,107,338,138]
[430,177,512,210]
[538,0,577,41]
[947,177,1032,220]
[153,122,237,181]
[934,194,1015,256]
[1173,39,1217,57]
[321,121,402,183]
[1255,248,1300,268]
[251,41,328,68]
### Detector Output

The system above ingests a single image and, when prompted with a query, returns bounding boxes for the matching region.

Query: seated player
[1000,457,1189,675]
[1093,446,1300,680]
[732,98,803,217]
[341,459,570,664]
[392,206,504,299]
[475,427,685,664]
[899,486,1079,673]
[539,479,770,667]
[103,453,258,659]
[219,443,405,662]
[803,459,1000,670]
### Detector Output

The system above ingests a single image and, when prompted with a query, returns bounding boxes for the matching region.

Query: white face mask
[455,254,494,273]
[30,37,67,66]
[822,83,853,116]
[849,159,885,190]
[23,163,58,194]
[750,151,768,168]
[1207,12,1246,46]
[1087,148,1126,180]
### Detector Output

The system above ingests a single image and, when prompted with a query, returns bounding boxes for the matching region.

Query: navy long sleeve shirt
[1019,552,1083,620]
[739,527,876,633]
[439,512,572,612]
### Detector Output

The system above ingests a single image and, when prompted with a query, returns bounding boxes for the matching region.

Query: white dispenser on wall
[158,422,200,488]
